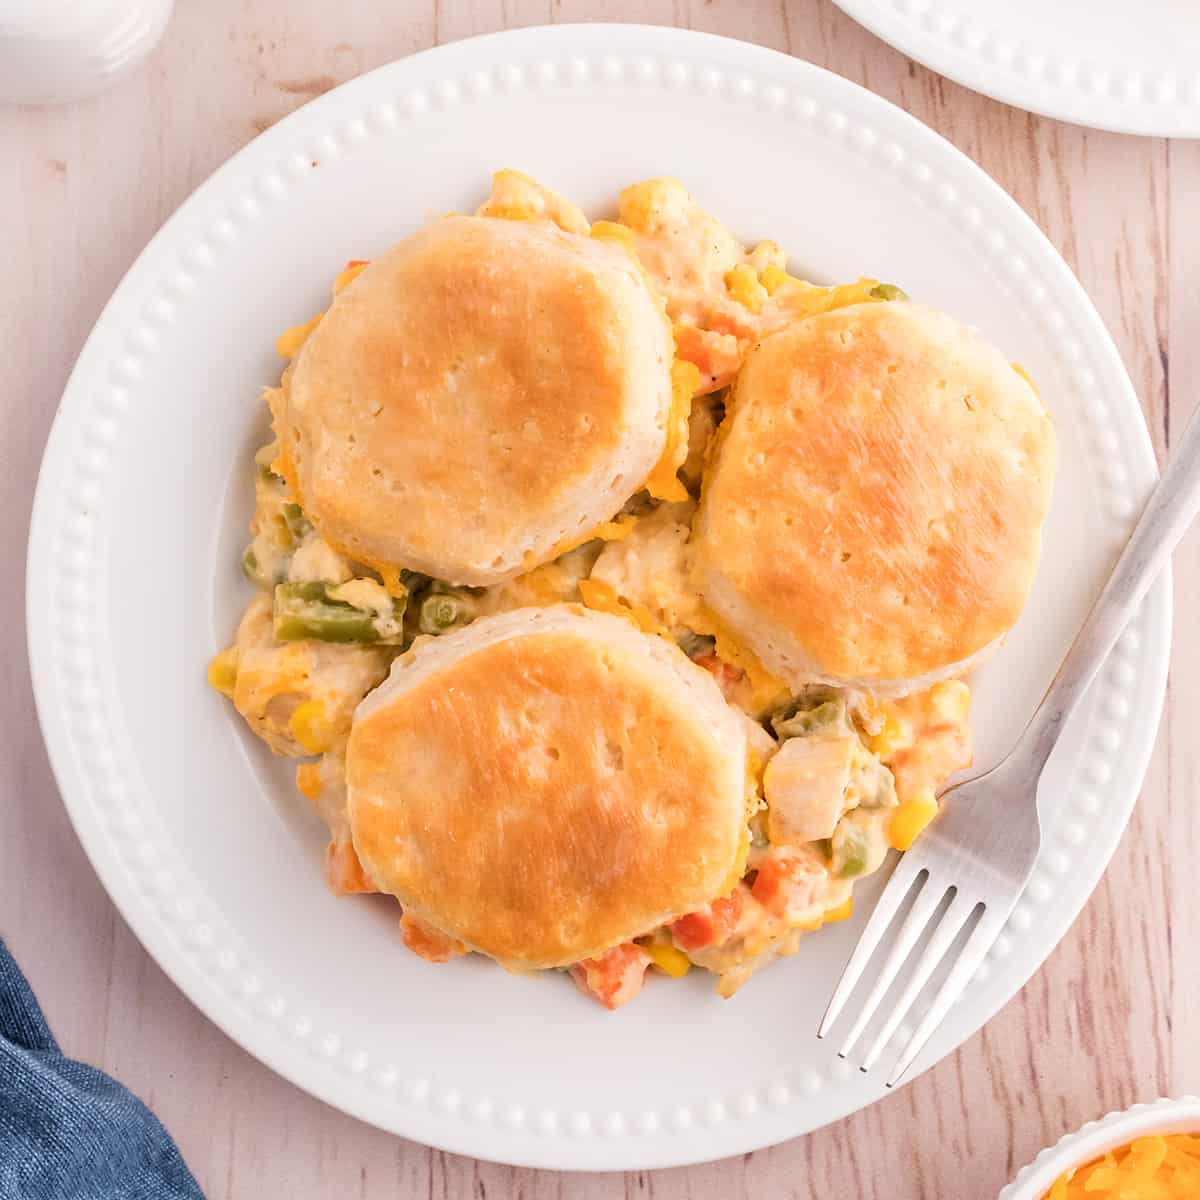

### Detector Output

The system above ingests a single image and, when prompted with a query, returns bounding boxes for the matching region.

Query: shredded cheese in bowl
[1043,1133,1200,1198]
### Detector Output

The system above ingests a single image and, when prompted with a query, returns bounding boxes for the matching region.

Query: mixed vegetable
[208,171,972,1011]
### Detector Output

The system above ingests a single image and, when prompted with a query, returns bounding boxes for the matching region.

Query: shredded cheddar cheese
[771,276,882,322]
[332,260,370,292]
[1043,1134,1200,1199]
[578,578,669,638]
[545,513,640,562]
[688,604,789,715]
[206,648,238,698]
[276,312,323,358]
[643,360,701,502]
[295,762,324,801]
[1013,361,1039,395]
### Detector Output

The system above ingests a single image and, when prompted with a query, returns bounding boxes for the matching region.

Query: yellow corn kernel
[207,648,238,698]
[724,263,768,314]
[747,240,787,274]
[824,897,854,923]
[888,791,940,851]
[930,679,971,724]
[276,311,323,358]
[864,712,910,760]
[617,178,684,234]
[288,700,334,755]
[477,170,590,235]
[760,264,797,295]
[641,942,692,978]
[590,220,636,250]
[295,762,324,801]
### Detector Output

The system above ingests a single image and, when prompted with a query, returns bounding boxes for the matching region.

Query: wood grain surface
[3,2,1198,1196]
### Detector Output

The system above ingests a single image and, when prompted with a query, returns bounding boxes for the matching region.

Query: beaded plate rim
[831,0,1200,137]
[25,25,1170,1170]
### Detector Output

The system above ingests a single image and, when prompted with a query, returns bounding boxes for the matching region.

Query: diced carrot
[324,836,378,896]
[671,891,743,951]
[752,851,825,919]
[295,761,323,801]
[672,323,741,392]
[571,944,651,1011]
[692,653,745,699]
[400,912,467,963]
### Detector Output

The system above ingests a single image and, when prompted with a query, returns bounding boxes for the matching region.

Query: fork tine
[885,903,1010,1088]
[860,890,979,1071]
[817,852,926,1039]
[837,870,945,1057]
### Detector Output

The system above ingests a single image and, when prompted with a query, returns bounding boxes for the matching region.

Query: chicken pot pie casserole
[208,170,1055,1009]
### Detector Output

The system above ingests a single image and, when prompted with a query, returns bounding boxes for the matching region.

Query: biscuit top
[346,608,748,969]
[694,301,1055,688]
[280,216,674,585]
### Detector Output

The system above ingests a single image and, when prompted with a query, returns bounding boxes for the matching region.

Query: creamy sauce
[289,536,353,584]
[589,501,699,634]
[616,178,884,394]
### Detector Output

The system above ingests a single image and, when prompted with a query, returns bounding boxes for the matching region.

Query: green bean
[273,581,405,644]
[417,590,478,635]
[771,689,847,740]
[831,823,872,878]
[241,546,276,589]
[282,502,312,540]
[869,283,908,302]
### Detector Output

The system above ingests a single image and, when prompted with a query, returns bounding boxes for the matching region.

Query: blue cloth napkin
[0,936,204,1199]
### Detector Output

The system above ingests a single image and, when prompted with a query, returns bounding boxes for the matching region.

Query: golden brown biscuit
[278,216,674,586]
[346,607,748,969]
[694,302,1055,692]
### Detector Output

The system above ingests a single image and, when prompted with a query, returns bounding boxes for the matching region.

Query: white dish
[1000,1096,1200,1198]
[0,0,176,106]
[831,0,1200,137]
[25,24,1169,1170]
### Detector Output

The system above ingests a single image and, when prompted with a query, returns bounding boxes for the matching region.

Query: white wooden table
[4,2,1198,1195]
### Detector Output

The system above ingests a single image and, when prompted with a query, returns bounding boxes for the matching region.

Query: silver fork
[818,405,1200,1087]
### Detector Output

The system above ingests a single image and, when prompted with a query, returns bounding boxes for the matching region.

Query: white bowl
[1000,1097,1200,1199]
[0,0,175,105]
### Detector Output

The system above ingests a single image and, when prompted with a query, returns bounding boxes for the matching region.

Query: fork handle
[1015,404,1200,777]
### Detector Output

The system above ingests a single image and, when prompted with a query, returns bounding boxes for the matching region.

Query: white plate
[831,0,1200,136]
[26,25,1169,1171]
